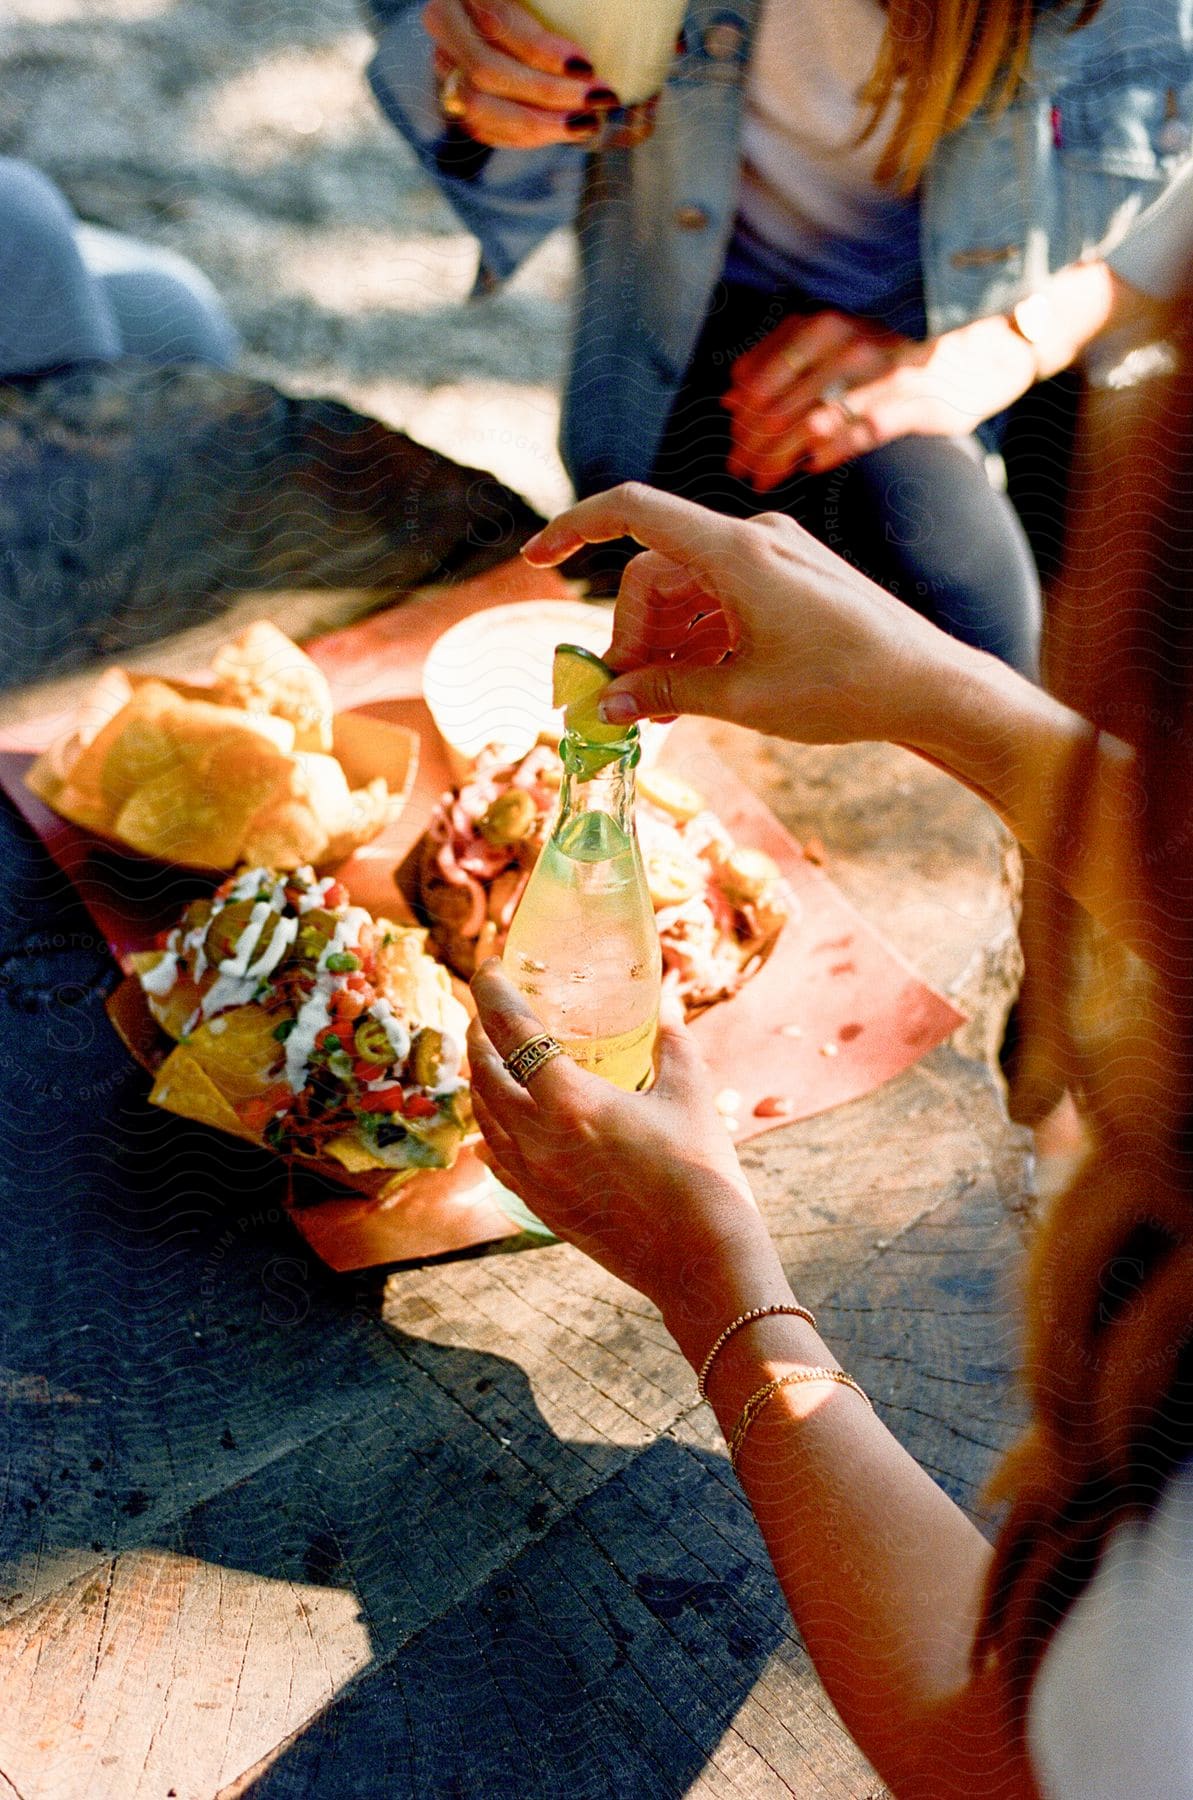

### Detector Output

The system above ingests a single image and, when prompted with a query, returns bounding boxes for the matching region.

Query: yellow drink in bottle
[503,728,661,1091]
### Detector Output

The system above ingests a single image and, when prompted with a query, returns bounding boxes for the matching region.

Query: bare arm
[897,642,1140,947]
[467,968,1039,1796]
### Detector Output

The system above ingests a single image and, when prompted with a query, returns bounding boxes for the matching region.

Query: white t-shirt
[1028,1456,1193,1798]
[1108,153,1193,300]
[733,0,921,317]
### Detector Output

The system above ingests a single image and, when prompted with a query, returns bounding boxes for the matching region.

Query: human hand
[423,0,618,147]
[723,310,1040,486]
[523,483,959,742]
[467,962,786,1324]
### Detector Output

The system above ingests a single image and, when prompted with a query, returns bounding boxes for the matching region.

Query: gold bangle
[696,1303,818,1400]
[727,1367,873,1473]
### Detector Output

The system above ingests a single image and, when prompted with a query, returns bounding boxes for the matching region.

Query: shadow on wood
[0,739,1023,1799]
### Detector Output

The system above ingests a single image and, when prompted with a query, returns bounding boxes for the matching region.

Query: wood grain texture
[0,720,1027,1797]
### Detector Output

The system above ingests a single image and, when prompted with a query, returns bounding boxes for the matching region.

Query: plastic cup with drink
[523,0,688,145]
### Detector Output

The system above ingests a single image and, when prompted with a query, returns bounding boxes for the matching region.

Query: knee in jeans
[0,159,80,262]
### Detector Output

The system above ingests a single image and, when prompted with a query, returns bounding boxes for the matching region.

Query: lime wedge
[552,643,623,745]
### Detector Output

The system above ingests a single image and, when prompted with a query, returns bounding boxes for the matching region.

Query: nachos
[128,865,472,1202]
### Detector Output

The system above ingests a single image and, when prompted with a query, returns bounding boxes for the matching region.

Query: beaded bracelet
[727,1367,873,1473]
[696,1303,818,1400]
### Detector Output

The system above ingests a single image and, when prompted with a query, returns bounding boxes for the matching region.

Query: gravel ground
[0,0,575,515]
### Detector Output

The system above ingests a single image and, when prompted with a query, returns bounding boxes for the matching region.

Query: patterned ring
[503,1032,564,1087]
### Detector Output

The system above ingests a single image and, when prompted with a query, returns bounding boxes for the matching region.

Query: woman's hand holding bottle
[467,961,796,1356]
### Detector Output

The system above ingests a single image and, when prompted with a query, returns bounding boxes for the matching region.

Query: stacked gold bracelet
[727,1368,873,1473]
[696,1303,818,1400]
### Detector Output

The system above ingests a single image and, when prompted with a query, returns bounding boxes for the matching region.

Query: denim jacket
[369,0,1193,491]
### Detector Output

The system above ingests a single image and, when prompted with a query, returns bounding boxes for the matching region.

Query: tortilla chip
[57,682,295,835]
[25,666,136,809]
[112,724,295,868]
[240,751,352,869]
[128,951,202,1042]
[150,1046,265,1145]
[325,1157,422,1205]
[319,775,391,868]
[115,967,459,1211]
[322,1134,383,1176]
[27,631,413,873]
[58,681,177,819]
[185,1007,286,1104]
[211,622,334,753]
[373,1168,424,1205]
[240,755,392,871]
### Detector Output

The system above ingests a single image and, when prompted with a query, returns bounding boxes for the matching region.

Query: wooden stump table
[0,619,1029,1799]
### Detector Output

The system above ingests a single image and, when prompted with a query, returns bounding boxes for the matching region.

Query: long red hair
[978,318,1193,1704]
[865,1,1104,189]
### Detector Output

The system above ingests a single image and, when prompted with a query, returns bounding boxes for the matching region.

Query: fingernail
[599,692,640,724]
[566,110,600,134]
[585,86,620,106]
[565,55,594,75]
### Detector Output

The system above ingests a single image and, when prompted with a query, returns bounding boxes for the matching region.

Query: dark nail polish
[565,55,594,75]
[566,110,600,133]
[586,86,620,107]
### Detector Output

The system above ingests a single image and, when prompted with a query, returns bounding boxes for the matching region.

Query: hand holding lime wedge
[552,643,624,743]
[552,644,636,776]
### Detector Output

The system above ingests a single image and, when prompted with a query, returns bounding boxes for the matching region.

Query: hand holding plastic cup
[522,0,686,144]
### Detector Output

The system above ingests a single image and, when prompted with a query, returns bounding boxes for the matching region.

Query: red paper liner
[0,567,964,1269]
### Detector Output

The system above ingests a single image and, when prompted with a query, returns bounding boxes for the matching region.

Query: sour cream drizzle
[369,998,411,1067]
[285,986,332,1092]
[433,1030,466,1095]
[140,951,180,997]
[316,908,371,968]
[217,902,273,976]
[296,877,336,914]
[228,868,288,908]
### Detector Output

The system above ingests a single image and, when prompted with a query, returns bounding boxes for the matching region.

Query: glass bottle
[502,729,662,1091]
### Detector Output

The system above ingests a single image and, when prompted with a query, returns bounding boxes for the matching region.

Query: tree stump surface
[0,615,1028,1800]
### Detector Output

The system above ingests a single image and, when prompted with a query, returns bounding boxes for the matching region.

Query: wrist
[700,1310,831,1423]
[1003,263,1118,384]
[897,642,1091,852]
[656,1210,798,1373]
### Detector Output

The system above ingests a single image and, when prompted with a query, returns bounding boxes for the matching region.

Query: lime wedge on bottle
[552,643,624,745]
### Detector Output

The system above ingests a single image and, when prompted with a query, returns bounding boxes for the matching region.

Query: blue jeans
[0,159,238,376]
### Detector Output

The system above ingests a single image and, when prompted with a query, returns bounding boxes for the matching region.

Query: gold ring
[439,65,469,121]
[503,1032,564,1086]
[820,380,862,428]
